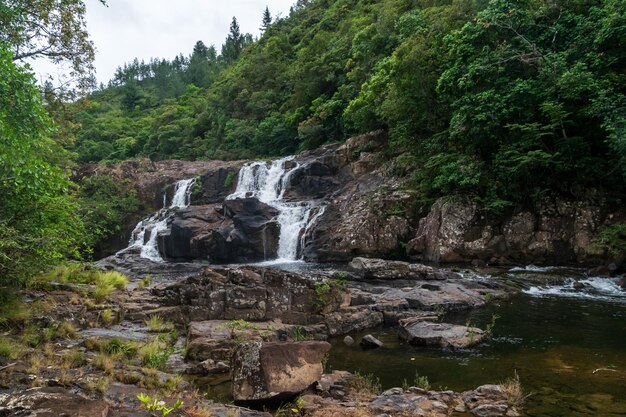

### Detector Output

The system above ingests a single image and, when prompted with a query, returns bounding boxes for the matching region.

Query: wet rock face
[0,387,110,417]
[160,198,280,263]
[231,341,331,401]
[408,195,624,265]
[399,318,487,349]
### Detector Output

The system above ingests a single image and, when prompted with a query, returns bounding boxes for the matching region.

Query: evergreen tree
[192,40,209,59]
[221,17,243,63]
[261,6,272,33]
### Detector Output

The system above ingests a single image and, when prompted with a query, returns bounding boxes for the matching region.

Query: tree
[221,17,244,63]
[0,45,86,284]
[0,0,106,90]
[261,6,272,33]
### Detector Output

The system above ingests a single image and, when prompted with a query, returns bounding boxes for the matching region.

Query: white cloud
[30,0,295,85]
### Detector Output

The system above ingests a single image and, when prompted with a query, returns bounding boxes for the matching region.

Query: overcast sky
[31,0,296,85]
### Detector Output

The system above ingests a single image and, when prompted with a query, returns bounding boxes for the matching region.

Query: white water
[524,277,626,303]
[227,157,324,262]
[123,178,197,262]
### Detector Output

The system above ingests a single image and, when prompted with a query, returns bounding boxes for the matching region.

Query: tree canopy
[61,0,626,207]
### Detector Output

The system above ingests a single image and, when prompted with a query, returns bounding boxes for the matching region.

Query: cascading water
[227,157,324,262]
[123,178,196,262]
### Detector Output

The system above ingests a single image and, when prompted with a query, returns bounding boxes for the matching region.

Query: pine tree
[261,6,272,33]
[221,17,243,63]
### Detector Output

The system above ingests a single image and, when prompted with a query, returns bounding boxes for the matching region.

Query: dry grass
[500,371,525,407]
[183,408,216,417]
[93,352,116,374]
[348,372,382,401]
[85,376,110,395]
[308,406,375,417]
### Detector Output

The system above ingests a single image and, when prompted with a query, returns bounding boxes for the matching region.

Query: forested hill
[68,0,625,206]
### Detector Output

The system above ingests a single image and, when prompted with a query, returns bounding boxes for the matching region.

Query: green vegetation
[592,224,626,258]
[57,0,624,212]
[78,174,141,257]
[137,393,184,417]
[2,0,625,288]
[0,337,21,360]
[0,45,86,286]
[139,338,173,370]
[30,264,128,302]
[486,314,500,337]
[314,278,347,310]
[145,315,175,333]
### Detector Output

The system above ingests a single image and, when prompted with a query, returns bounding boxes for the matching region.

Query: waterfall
[123,178,197,262]
[227,157,323,262]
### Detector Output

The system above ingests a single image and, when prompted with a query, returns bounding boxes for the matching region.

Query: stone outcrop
[151,266,334,323]
[87,130,625,266]
[399,318,487,349]
[231,341,331,401]
[407,195,624,266]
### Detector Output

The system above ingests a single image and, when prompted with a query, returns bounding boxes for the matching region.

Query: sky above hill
[30,0,295,85]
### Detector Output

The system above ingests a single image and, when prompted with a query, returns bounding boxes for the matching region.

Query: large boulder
[160,204,232,261]
[231,341,331,401]
[160,198,280,263]
[399,318,487,349]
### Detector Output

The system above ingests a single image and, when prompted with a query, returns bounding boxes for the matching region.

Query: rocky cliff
[92,132,625,268]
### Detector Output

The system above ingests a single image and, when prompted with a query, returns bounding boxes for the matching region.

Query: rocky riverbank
[0,261,522,417]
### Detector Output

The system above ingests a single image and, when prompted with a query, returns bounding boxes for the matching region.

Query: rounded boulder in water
[360,334,384,349]
[343,336,355,346]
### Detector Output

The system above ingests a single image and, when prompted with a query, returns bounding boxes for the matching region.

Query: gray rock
[343,335,355,346]
[348,257,457,281]
[360,334,384,349]
[399,318,486,349]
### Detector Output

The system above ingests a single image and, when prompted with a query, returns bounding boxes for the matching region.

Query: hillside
[66,0,626,210]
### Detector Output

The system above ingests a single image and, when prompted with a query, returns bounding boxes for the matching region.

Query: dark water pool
[327,292,626,416]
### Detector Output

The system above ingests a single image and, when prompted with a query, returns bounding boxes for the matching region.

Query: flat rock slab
[374,280,502,312]
[231,341,331,401]
[0,387,109,417]
[349,257,459,280]
[399,319,486,349]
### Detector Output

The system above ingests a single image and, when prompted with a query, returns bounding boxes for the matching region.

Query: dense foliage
[0,45,86,285]
[67,0,625,207]
[0,0,106,90]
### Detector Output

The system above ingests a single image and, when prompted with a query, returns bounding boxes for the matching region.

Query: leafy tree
[0,45,86,284]
[0,0,105,90]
